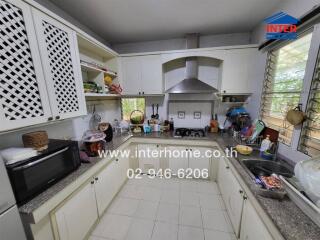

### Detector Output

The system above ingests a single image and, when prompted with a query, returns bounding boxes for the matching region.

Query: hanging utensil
[155,104,159,119]
[151,104,156,119]
[89,104,101,130]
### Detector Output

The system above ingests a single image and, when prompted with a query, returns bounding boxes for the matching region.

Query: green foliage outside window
[121,98,145,121]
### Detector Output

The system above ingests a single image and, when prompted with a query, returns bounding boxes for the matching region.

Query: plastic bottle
[260,135,271,152]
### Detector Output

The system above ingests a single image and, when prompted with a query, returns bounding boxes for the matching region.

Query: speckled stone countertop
[19,131,320,239]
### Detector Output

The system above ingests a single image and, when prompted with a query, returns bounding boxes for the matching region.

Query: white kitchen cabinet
[121,56,141,95]
[217,156,244,237]
[0,0,52,131]
[167,146,189,175]
[54,180,98,240]
[32,9,86,120]
[140,55,162,94]
[95,156,129,216]
[121,55,163,95]
[94,160,119,216]
[217,156,230,200]
[137,144,161,173]
[0,1,87,132]
[221,48,258,94]
[188,147,211,179]
[118,154,130,184]
[240,198,273,240]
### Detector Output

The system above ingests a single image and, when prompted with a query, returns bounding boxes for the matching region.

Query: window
[299,47,320,156]
[260,33,313,145]
[121,98,145,121]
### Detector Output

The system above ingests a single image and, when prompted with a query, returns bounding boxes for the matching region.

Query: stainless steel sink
[240,159,294,178]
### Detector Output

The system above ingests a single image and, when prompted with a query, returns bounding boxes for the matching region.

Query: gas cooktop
[174,128,206,138]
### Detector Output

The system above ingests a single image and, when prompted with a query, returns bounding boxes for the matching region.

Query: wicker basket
[22,131,49,151]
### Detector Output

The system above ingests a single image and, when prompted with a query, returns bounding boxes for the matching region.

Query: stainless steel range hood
[166,34,218,94]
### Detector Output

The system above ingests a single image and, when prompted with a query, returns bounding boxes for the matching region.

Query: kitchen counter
[133,132,320,240]
[19,131,320,240]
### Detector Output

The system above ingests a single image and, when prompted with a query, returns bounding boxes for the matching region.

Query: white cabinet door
[121,55,163,95]
[224,168,244,237]
[140,55,162,94]
[240,199,273,240]
[118,154,130,184]
[137,144,160,173]
[217,156,244,237]
[0,0,52,131]
[32,9,86,120]
[188,147,211,179]
[54,181,98,240]
[167,146,189,175]
[221,48,257,94]
[94,160,119,216]
[121,56,141,95]
[217,156,230,199]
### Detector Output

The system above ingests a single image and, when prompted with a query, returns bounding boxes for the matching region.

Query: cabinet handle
[48,117,53,121]
[95,177,99,181]
[239,190,243,194]
[55,116,61,120]
[138,92,141,95]
[156,145,159,147]
[115,158,119,162]
[142,91,145,94]
[226,166,230,169]
[243,196,248,200]
[91,181,94,185]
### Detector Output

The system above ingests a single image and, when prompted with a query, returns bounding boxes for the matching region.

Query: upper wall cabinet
[0,0,52,131]
[220,48,258,94]
[0,0,87,132]
[120,55,163,95]
[32,9,86,120]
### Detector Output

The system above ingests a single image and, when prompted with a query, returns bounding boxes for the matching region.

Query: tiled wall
[168,101,212,128]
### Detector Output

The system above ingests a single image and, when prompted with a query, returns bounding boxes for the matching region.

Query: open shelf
[80,62,117,78]
[77,35,118,60]
[84,93,121,100]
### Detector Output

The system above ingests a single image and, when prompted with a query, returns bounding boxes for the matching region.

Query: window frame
[120,97,146,121]
[259,25,320,161]
[259,30,314,146]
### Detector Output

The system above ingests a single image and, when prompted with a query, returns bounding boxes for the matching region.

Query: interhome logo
[264,12,299,40]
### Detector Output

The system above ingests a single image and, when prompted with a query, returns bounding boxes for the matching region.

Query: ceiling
[48,0,281,44]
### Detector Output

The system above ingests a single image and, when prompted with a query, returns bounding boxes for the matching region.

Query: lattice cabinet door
[32,9,87,120]
[0,0,52,132]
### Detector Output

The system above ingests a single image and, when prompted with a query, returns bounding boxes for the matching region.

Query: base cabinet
[53,155,129,239]
[54,181,98,240]
[167,146,189,175]
[94,160,119,216]
[188,147,211,179]
[240,199,273,240]
[137,144,161,173]
[218,156,244,236]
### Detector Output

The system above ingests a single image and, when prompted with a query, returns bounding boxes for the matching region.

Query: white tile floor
[90,175,236,240]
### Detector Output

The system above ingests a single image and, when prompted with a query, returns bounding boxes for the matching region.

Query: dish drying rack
[232,131,263,149]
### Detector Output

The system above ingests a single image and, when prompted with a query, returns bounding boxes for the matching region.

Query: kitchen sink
[240,159,294,178]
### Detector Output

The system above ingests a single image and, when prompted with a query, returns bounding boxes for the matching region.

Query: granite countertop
[19,131,320,239]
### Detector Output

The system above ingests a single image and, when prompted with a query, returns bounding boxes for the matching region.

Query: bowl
[236,145,253,155]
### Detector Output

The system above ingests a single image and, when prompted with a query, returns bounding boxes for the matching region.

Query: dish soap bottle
[260,135,271,152]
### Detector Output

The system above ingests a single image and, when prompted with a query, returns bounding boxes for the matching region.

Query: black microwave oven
[6,139,81,205]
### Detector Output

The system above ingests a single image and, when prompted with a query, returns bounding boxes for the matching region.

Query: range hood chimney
[166,34,218,94]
